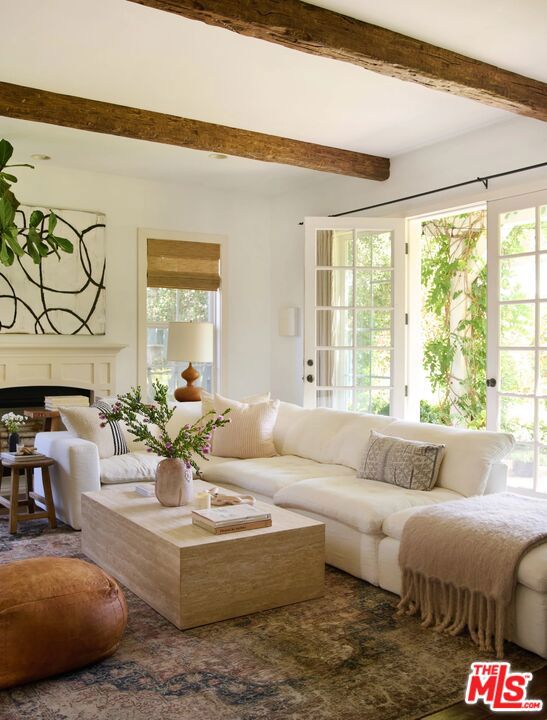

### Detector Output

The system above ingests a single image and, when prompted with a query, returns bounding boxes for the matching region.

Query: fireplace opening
[0,385,94,460]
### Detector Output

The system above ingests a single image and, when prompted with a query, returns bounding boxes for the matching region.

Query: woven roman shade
[147,239,221,291]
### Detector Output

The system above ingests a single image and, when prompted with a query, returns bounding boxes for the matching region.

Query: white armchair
[35,431,101,530]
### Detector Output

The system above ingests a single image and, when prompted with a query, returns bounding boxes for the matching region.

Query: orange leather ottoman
[0,557,127,689]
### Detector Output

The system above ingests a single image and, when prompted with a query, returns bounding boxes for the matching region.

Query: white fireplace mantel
[0,344,127,397]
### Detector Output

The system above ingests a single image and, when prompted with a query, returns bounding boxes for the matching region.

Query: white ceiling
[0,0,545,194]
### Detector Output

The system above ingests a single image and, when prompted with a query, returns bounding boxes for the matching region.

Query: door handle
[486,378,497,387]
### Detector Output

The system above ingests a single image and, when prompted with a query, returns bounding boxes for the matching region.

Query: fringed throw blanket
[397,493,547,658]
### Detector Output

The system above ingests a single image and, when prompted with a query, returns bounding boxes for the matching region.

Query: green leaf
[0,196,16,228]
[0,139,14,171]
[51,235,73,253]
[26,239,41,264]
[4,228,24,257]
[29,210,44,228]
[0,171,17,184]
[47,213,57,234]
[0,237,14,266]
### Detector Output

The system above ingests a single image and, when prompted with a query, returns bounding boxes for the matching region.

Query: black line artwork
[0,207,106,335]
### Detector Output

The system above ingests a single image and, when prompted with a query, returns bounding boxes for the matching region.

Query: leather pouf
[0,557,127,689]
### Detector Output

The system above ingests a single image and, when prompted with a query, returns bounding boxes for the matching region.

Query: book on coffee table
[192,504,272,534]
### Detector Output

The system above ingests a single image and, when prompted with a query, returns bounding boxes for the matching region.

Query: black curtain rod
[298,161,547,225]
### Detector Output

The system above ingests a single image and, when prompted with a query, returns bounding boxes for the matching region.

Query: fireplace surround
[0,343,126,455]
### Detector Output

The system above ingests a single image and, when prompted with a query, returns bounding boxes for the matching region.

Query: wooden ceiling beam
[129,0,547,122]
[0,82,389,180]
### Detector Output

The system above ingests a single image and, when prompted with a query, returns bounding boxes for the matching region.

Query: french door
[304,217,406,416]
[487,190,547,494]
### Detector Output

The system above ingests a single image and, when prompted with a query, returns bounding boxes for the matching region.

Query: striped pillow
[59,404,128,459]
[210,395,279,459]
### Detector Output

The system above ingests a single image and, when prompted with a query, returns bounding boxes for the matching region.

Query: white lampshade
[167,322,214,363]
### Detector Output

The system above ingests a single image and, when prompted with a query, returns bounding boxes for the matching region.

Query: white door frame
[304,216,406,417]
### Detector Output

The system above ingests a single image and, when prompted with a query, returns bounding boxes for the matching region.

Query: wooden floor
[422,665,547,719]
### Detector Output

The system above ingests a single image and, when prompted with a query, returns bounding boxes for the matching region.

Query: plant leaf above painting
[0,139,106,335]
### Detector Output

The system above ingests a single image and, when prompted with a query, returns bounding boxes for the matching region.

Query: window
[146,288,216,400]
[144,236,221,401]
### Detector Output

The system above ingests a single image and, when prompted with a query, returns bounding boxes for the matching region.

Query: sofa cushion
[381,421,514,497]
[100,452,236,485]
[200,454,354,498]
[275,476,462,535]
[100,452,162,484]
[274,403,396,470]
[383,505,547,594]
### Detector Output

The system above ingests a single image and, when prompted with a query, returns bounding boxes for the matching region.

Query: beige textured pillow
[59,406,128,459]
[201,390,271,418]
[358,430,445,491]
[211,395,279,459]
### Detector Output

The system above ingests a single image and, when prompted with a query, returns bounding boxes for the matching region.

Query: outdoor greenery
[420,210,487,429]
[0,139,72,266]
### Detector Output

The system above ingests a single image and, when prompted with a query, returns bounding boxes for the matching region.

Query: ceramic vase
[8,432,20,452]
[155,458,194,507]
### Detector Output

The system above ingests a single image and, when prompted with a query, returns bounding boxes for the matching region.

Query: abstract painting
[0,207,106,335]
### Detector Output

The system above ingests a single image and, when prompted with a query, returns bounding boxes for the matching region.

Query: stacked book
[1,451,47,464]
[192,504,272,534]
[44,395,89,410]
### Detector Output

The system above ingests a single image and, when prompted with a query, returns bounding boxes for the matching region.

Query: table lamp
[167,322,214,402]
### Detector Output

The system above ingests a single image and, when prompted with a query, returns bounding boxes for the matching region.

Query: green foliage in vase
[99,380,230,470]
[0,138,73,266]
[420,211,487,429]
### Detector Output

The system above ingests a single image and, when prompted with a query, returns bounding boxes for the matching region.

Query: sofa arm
[484,462,508,494]
[34,431,100,530]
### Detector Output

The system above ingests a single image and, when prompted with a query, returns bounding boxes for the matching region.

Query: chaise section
[275,476,462,535]
[378,504,547,658]
[201,454,354,498]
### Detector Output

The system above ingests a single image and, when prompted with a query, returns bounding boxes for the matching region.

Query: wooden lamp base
[174,362,203,402]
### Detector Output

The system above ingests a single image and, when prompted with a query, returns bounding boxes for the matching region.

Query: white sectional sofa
[35,401,547,658]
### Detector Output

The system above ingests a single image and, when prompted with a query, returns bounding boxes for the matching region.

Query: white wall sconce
[278,307,300,337]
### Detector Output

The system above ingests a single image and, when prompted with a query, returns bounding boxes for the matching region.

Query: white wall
[5,164,272,398]
[270,117,547,404]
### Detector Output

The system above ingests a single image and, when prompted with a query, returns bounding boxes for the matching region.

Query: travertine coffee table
[81,480,325,629]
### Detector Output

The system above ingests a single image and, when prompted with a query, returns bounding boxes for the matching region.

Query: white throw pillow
[210,394,279,459]
[59,405,128,459]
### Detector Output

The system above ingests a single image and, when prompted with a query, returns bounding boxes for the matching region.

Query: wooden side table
[0,457,57,534]
[23,409,62,432]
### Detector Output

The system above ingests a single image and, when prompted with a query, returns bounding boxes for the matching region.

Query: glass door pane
[488,193,547,494]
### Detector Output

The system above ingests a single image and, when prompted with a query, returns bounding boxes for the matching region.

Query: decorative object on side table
[99,380,230,507]
[167,321,214,402]
[1,412,27,452]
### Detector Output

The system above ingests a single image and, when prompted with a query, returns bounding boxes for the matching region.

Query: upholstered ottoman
[0,557,127,689]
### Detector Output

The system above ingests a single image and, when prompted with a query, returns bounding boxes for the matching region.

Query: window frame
[137,228,228,395]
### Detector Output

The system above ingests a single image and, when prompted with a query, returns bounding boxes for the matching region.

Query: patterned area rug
[0,517,544,720]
